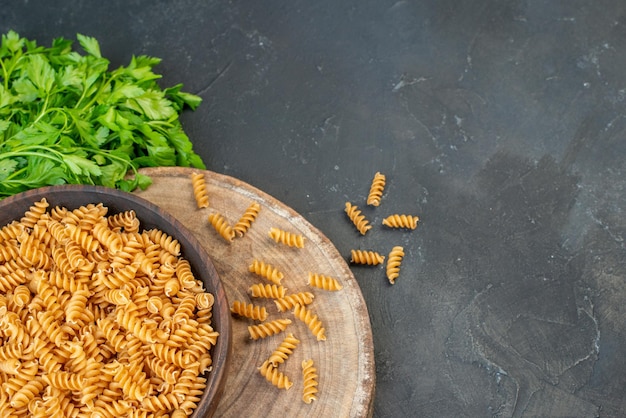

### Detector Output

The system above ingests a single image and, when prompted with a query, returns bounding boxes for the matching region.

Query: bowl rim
[0,184,232,418]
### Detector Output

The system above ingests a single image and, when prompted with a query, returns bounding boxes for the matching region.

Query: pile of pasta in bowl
[0,185,231,418]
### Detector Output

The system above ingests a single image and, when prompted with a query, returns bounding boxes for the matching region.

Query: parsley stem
[0,148,65,164]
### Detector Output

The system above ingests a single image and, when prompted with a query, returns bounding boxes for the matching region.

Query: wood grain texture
[134,167,375,418]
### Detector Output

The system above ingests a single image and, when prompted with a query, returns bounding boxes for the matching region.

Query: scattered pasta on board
[190,171,210,208]
[301,358,319,404]
[208,212,235,243]
[234,202,261,237]
[268,227,305,248]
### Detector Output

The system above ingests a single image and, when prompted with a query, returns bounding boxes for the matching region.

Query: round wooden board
[134,167,375,418]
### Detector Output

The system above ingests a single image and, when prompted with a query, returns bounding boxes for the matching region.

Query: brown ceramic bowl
[0,185,231,417]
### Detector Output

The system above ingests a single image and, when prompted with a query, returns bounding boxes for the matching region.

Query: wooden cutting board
[134,167,375,418]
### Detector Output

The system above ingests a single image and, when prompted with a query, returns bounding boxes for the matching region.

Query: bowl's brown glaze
[0,185,231,418]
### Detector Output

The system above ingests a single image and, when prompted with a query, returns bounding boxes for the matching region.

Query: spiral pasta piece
[71,203,108,230]
[65,223,100,252]
[45,219,69,244]
[190,172,210,208]
[0,221,24,244]
[207,212,235,243]
[20,198,49,229]
[345,202,372,235]
[307,273,343,291]
[248,318,292,340]
[92,221,124,253]
[350,249,385,265]
[11,284,30,307]
[230,300,268,321]
[258,360,293,390]
[0,267,26,293]
[150,343,188,369]
[175,258,195,289]
[366,171,386,207]
[0,240,19,264]
[248,259,284,285]
[195,292,214,310]
[108,210,140,233]
[293,304,326,341]
[268,227,305,248]
[37,310,69,347]
[146,356,180,385]
[18,233,51,270]
[0,358,21,374]
[301,358,319,404]
[10,375,45,409]
[274,292,315,312]
[96,317,127,353]
[249,283,287,299]
[46,269,80,293]
[233,202,261,237]
[66,287,91,325]
[65,240,89,270]
[268,333,300,367]
[32,337,63,374]
[386,245,405,284]
[146,228,181,256]
[172,295,196,324]
[142,392,181,412]
[112,360,151,402]
[101,288,131,306]
[382,214,420,230]
[0,342,23,362]
[174,369,207,415]
[44,371,86,391]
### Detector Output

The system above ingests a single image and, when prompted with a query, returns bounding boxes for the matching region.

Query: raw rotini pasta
[258,359,293,390]
[268,333,300,367]
[249,283,287,299]
[366,172,386,207]
[230,300,268,321]
[146,227,182,256]
[386,245,405,284]
[0,200,219,417]
[382,214,420,230]
[108,209,140,233]
[350,249,385,265]
[233,202,261,237]
[249,259,284,285]
[307,272,343,291]
[207,212,235,242]
[20,197,49,229]
[268,227,305,248]
[301,358,319,404]
[190,172,210,208]
[248,318,292,340]
[274,291,315,312]
[345,202,372,235]
[293,304,326,341]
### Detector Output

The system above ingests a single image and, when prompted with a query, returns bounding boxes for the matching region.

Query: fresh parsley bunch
[0,30,206,198]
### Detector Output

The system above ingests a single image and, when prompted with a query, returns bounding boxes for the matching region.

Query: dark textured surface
[5,1,626,416]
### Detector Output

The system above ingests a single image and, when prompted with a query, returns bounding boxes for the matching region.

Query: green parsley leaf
[76,33,102,58]
[0,31,205,199]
